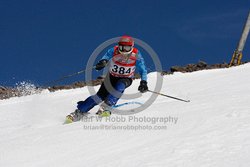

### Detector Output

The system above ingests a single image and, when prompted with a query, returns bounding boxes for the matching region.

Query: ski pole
[148,90,190,102]
[45,66,96,86]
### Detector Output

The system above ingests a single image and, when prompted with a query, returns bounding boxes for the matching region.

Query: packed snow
[1,64,250,167]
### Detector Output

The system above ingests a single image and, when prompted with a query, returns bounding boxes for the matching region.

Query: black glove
[95,59,108,71]
[138,80,148,93]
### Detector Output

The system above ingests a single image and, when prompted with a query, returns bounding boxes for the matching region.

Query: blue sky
[0,0,249,86]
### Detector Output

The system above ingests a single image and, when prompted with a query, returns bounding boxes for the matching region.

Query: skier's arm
[136,51,147,81]
[95,48,114,71]
[101,47,114,61]
[136,51,148,93]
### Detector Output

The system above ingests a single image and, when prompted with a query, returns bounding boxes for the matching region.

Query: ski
[64,101,142,124]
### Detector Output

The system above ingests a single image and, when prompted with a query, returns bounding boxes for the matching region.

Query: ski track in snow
[1,64,250,167]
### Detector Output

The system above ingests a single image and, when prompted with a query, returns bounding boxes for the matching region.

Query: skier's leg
[76,95,102,112]
[96,81,126,117]
[67,81,111,122]
[77,80,110,112]
[97,78,132,116]
[104,81,125,106]
[66,95,102,123]
[96,76,132,116]
[105,78,132,106]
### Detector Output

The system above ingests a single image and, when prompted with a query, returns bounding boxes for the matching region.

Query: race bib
[109,61,135,77]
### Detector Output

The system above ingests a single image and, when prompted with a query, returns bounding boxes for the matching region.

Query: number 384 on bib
[110,64,135,77]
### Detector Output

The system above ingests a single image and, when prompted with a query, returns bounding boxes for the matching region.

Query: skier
[66,35,148,122]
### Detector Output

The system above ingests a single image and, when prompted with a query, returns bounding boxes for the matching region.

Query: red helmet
[118,35,134,54]
[118,35,134,46]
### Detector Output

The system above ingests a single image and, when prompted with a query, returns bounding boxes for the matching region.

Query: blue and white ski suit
[77,47,147,113]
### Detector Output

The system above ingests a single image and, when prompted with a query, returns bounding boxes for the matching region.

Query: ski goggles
[118,45,133,52]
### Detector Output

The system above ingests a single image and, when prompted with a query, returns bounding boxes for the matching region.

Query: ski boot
[65,109,88,124]
[96,103,112,117]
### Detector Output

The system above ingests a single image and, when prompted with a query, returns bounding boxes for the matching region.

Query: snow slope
[1,64,250,167]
